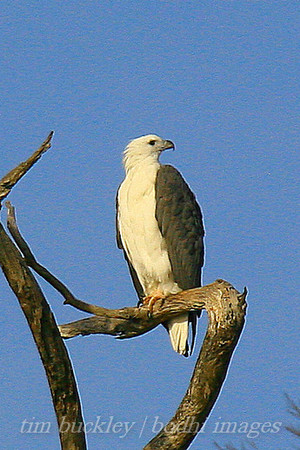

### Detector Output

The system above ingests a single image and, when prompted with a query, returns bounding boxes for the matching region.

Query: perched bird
[116,134,204,356]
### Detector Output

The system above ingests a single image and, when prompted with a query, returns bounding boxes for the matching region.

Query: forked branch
[1,136,247,449]
[58,279,247,450]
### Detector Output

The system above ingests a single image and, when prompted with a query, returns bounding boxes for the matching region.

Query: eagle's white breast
[117,160,180,297]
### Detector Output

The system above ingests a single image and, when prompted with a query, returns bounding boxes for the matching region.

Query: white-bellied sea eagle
[116,134,205,356]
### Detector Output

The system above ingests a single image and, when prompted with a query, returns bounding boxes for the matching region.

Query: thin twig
[6,201,109,316]
[0,131,54,204]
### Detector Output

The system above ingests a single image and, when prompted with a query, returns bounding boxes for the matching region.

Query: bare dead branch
[0,131,54,204]
[4,202,247,450]
[58,284,217,339]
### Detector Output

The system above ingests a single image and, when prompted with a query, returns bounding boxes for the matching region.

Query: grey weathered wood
[59,281,224,339]
[0,223,87,450]
[144,282,247,450]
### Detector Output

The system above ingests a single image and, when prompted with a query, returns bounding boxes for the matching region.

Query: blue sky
[1,1,299,449]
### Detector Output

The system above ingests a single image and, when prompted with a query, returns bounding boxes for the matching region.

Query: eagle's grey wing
[155,165,205,354]
[155,165,204,290]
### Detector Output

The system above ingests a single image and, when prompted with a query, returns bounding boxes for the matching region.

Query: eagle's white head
[123,134,175,173]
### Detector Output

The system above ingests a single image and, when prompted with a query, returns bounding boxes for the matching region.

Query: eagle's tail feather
[167,314,189,357]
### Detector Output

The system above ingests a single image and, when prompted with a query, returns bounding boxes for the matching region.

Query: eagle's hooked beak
[163,139,175,151]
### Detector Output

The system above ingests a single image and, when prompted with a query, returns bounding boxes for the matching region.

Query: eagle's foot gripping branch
[142,294,166,318]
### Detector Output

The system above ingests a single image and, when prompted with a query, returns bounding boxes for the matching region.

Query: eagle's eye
[148,140,156,146]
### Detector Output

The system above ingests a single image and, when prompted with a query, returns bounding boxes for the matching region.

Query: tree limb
[144,283,247,449]
[0,131,54,204]
[0,223,87,450]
